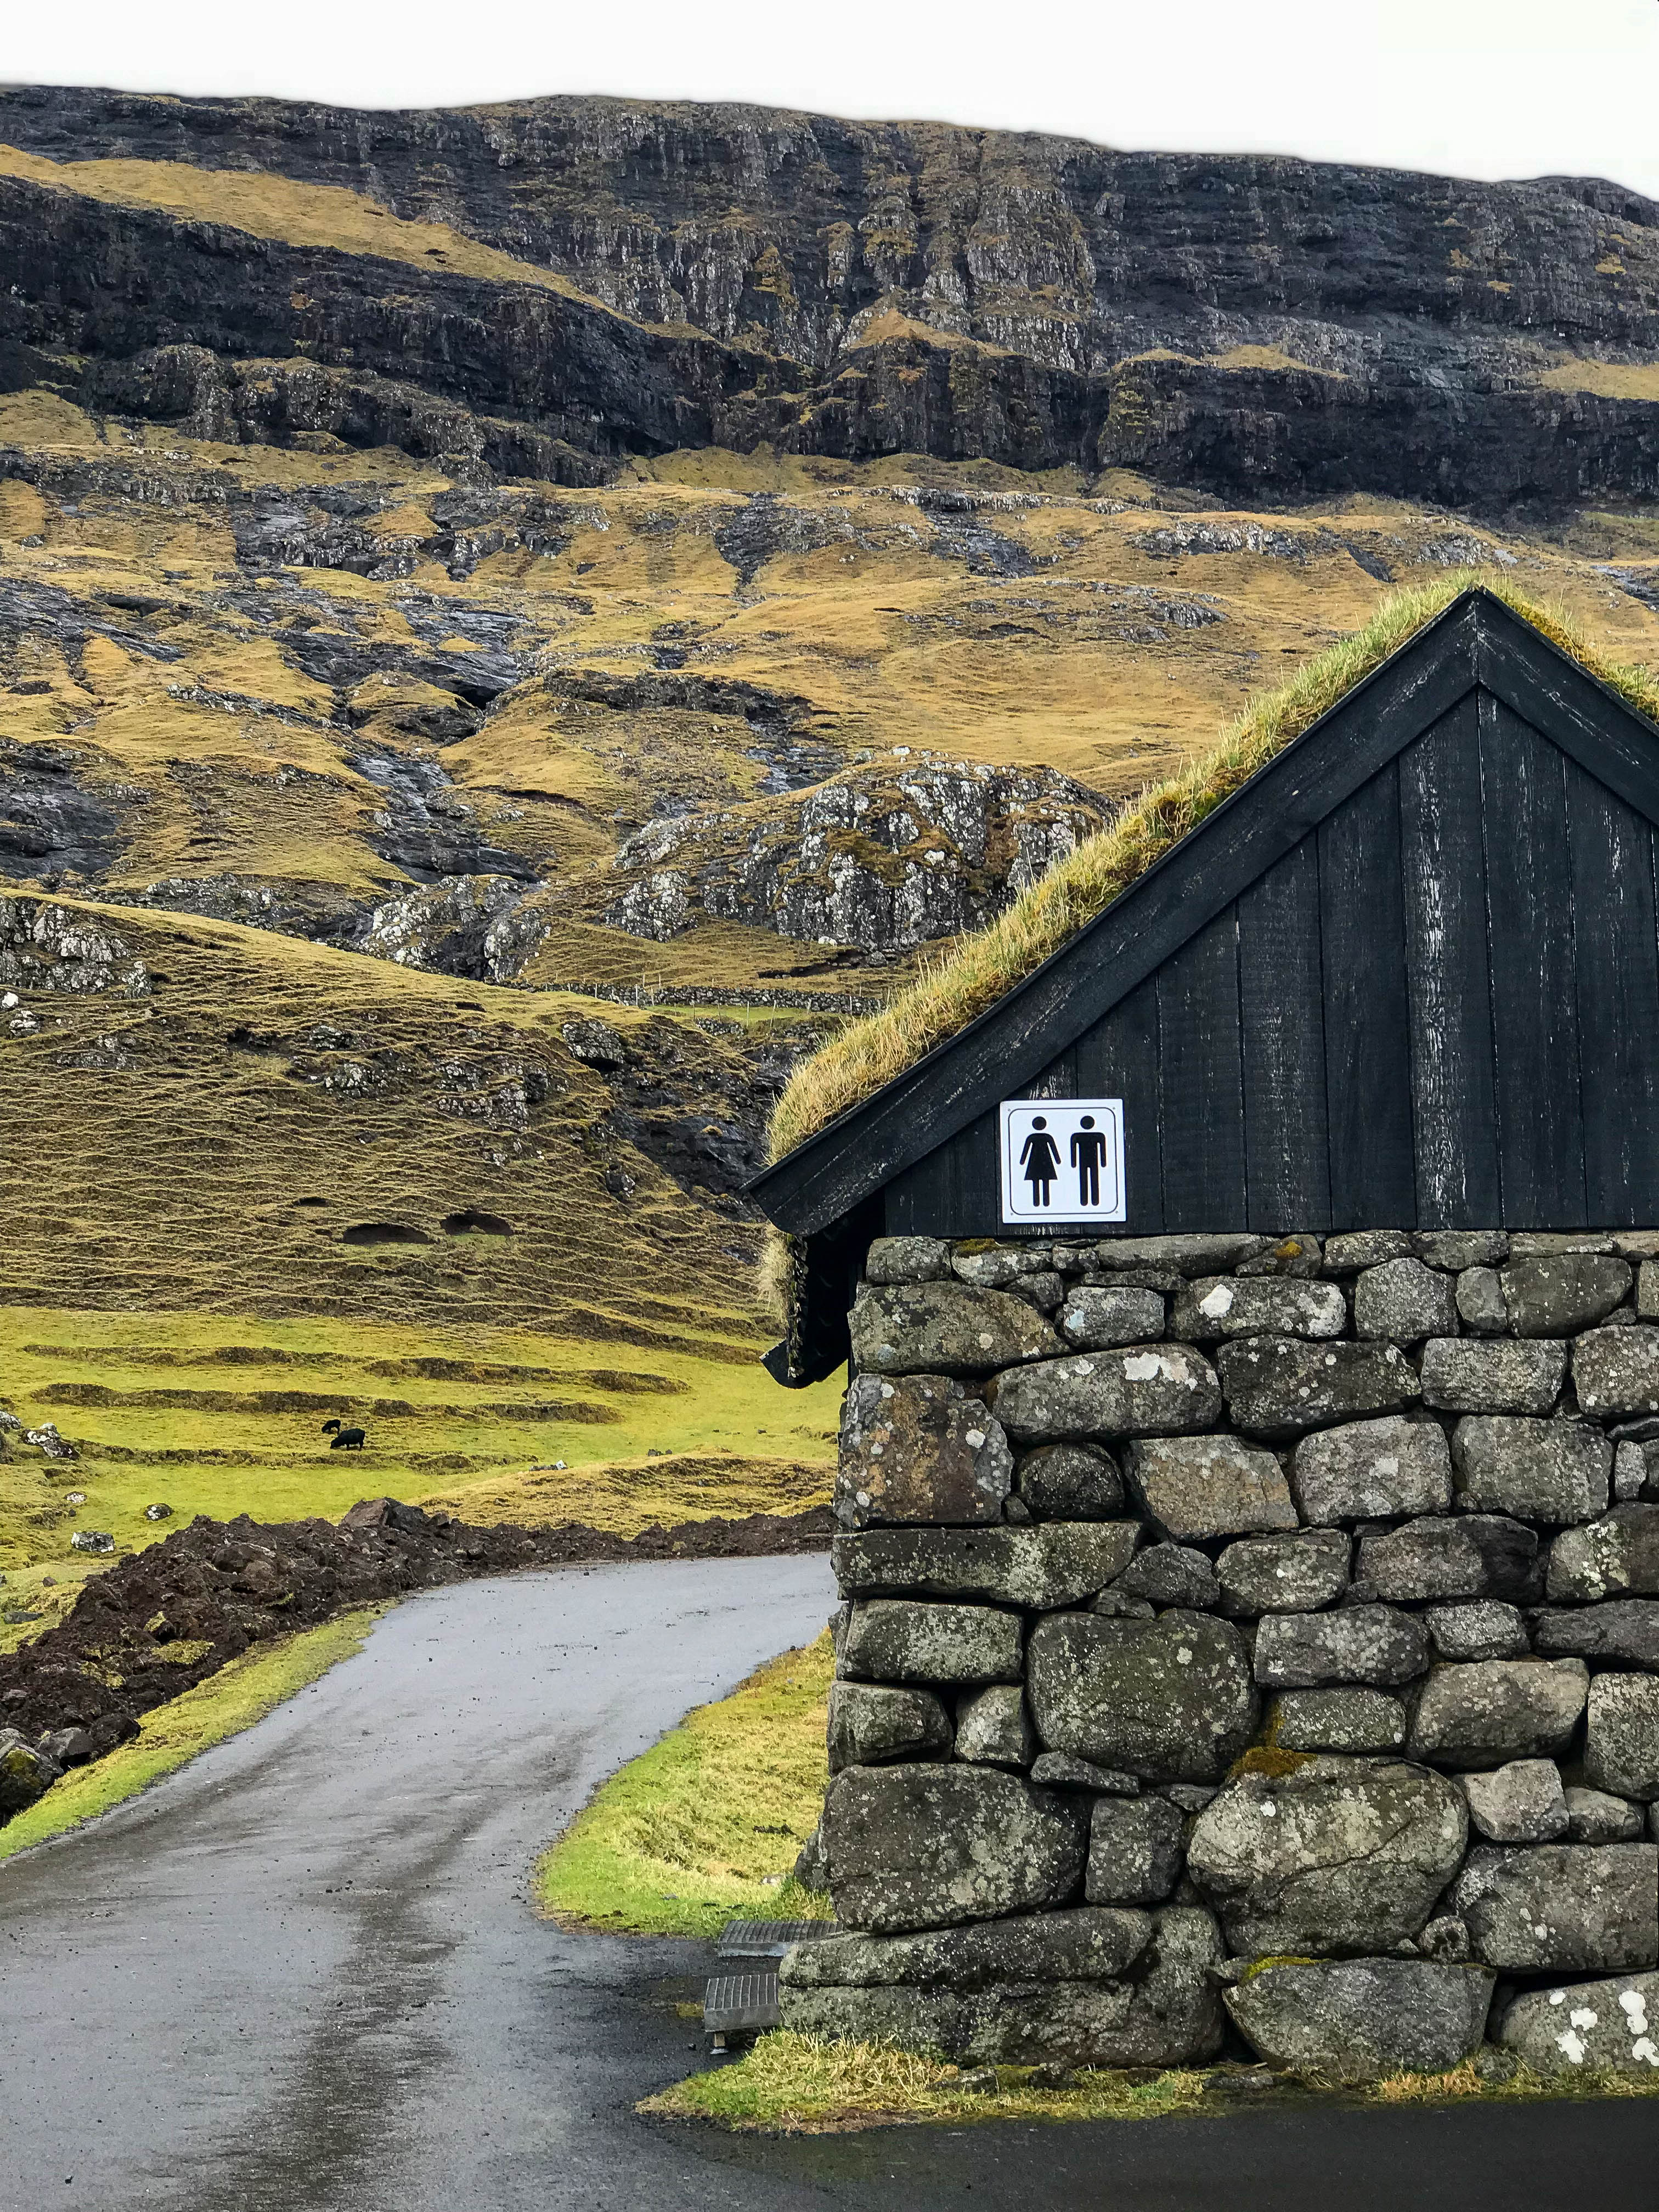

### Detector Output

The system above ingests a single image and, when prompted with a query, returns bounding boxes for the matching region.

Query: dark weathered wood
[753,595,1485,1232]
[1398,694,1501,1227]
[1480,692,1585,1227]
[1480,612,1659,833]
[1156,905,1247,1229]
[1075,976,1165,1233]
[1319,761,1416,1230]
[1237,836,1330,1231]
[1565,759,1659,1224]
[752,590,1659,1241]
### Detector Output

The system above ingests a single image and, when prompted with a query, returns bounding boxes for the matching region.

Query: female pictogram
[1019,1115,1063,1206]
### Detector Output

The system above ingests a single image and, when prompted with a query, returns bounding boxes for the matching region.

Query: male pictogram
[1019,1115,1062,1206]
[1070,1113,1111,1207]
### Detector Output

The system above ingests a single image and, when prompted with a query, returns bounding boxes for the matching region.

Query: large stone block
[1584,1674,1659,1801]
[1113,1541,1220,1609]
[1056,1285,1166,1350]
[1564,1786,1646,1843]
[1499,1254,1632,1336]
[1015,1441,1125,1520]
[952,1243,1063,1291]
[839,1599,1023,1686]
[832,1524,1139,1611]
[1450,1417,1611,1524]
[1424,1600,1530,1661]
[1254,1604,1432,1688]
[1573,1325,1659,1418]
[1216,1529,1350,1616]
[1455,1843,1659,1972]
[1027,1609,1258,1784]
[827,1683,954,1771]
[1547,1505,1659,1600]
[1092,1234,1268,1276]
[1290,1415,1453,1523]
[1169,1276,1346,1343]
[1125,1435,1297,1541]
[837,1373,1012,1529]
[1085,1793,1188,1905]
[0,1728,57,1817]
[778,1906,1224,2067]
[953,1684,1035,1767]
[1353,1259,1458,1342]
[1407,1658,1589,1768]
[1497,1970,1659,2071]
[849,1283,1060,1379]
[821,1764,1088,1933]
[988,1345,1221,1444]
[1418,1231,1509,1271]
[1218,1338,1420,1434]
[1357,1514,1538,1601]
[1270,1688,1407,1753]
[1459,1759,1570,1843]
[1186,1756,1468,1955]
[1457,1267,1509,1334]
[1325,1231,1414,1269]
[1419,1338,1567,1415]
[865,1236,953,1285]
[1533,1600,1659,1672]
[1226,1959,1494,2079]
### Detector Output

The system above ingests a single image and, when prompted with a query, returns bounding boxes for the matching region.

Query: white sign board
[998,1098,1126,1226]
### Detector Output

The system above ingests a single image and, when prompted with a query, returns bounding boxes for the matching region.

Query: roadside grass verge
[645,2036,1659,2134]
[0,1604,385,1860]
[535,1630,836,1940]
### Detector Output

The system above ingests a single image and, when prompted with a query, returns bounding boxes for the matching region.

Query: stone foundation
[782,1228,1659,2078]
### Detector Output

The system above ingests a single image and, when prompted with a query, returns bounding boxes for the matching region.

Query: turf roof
[766,573,1659,1165]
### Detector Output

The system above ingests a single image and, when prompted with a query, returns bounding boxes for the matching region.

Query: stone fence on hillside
[781,1228,1659,2079]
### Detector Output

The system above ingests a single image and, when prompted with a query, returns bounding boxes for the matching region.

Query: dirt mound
[0,1498,833,1802]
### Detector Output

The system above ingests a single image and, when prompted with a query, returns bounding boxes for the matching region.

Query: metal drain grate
[716,1918,837,1959]
[703,1970,781,2049]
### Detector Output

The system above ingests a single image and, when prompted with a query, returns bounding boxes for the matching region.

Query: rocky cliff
[3,85,1659,508]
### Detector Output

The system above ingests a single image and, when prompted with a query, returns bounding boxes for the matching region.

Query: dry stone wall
[781,1227,1659,2079]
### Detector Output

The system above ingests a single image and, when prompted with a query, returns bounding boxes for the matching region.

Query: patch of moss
[1233,1745,1316,1779]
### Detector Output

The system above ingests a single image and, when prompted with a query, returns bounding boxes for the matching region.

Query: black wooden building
[752,589,1659,1382]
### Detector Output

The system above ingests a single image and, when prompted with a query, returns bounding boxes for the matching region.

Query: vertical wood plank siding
[1398,695,1502,1226]
[1480,694,1586,1227]
[875,681,1659,1238]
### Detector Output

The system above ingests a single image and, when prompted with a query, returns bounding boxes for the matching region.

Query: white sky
[5,0,1659,201]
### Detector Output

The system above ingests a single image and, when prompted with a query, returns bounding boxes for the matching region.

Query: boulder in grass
[1226,1957,1494,2079]
[0,1728,59,1816]
[1496,1970,1659,2072]
[821,1763,1088,1934]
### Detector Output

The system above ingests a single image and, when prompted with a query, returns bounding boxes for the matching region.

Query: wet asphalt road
[2,1557,1654,2212]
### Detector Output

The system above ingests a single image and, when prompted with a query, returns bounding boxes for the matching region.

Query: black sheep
[321,1419,367,1451]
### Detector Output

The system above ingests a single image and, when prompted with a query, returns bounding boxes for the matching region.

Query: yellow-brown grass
[767,574,1659,1160]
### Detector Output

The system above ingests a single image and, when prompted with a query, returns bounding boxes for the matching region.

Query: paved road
[3,1559,1654,2212]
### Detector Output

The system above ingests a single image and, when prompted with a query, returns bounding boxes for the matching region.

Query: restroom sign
[998,1098,1126,1225]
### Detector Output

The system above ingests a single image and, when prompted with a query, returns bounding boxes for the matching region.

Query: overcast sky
[7,0,1659,201]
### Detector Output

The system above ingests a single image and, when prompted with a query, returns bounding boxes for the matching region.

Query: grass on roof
[767,574,1659,1161]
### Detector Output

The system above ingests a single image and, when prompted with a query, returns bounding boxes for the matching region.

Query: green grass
[646,2036,1659,2135]
[535,1630,836,1939]
[0,1604,385,1859]
[0,1304,841,1650]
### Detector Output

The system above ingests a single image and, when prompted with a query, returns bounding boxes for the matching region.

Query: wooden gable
[752,589,1659,1378]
